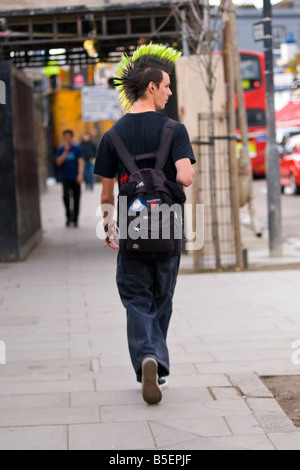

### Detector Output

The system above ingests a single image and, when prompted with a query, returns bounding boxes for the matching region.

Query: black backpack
[107,118,186,254]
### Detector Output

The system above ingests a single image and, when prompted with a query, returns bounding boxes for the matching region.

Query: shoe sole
[142,358,162,405]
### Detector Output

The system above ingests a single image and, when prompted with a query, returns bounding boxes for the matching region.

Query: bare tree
[170,0,230,269]
[170,0,228,103]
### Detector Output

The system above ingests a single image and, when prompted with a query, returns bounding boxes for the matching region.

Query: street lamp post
[263,0,283,257]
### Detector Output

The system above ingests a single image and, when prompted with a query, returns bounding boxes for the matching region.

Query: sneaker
[142,357,162,405]
[158,377,168,388]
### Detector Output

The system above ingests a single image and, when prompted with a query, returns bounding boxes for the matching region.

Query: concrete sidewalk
[1,183,300,450]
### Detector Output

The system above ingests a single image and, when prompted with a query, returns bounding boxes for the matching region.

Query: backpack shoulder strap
[107,118,176,173]
[107,126,139,174]
[155,118,177,171]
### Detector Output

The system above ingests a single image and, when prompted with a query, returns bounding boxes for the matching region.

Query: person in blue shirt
[55,129,84,227]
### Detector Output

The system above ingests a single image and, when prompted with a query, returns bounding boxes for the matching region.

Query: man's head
[63,129,74,146]
[114,43,181,111]
[82,131,91,142]
[150,69,173,111]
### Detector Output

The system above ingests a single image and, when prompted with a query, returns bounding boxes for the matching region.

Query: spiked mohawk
[114,43,182,111]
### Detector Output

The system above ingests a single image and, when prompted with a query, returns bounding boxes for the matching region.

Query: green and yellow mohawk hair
[114,43,182,111]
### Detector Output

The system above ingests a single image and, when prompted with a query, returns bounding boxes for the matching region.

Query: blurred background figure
[55,129,84,227]
[80,132,97,191]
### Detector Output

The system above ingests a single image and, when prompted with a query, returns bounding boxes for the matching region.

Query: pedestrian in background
[94,44,195,405]
[55,129,84,227]
[80,131,97,191]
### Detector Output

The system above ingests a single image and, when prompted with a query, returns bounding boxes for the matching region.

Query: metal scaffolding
[0,2,181,67]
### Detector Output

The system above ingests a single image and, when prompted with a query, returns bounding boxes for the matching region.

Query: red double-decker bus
[236,50,267,176]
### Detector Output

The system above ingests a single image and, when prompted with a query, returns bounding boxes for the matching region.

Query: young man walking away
[94,44,195,405]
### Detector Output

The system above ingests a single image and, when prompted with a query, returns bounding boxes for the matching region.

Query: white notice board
[82,86,121,122]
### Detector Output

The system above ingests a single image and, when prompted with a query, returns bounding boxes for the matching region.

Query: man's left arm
[175,158,194,187]
[172,124,195,187]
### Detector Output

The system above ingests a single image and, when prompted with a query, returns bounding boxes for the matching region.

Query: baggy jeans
[116,253,180,381]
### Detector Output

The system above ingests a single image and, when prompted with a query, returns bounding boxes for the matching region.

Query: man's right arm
[101,177,119,249]
[56,146,70,167]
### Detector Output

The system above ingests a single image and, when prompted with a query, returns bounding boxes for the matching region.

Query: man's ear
[148,82,155,93]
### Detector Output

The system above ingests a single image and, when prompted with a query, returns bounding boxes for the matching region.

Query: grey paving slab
[0,379,96,395]
[211,434,275,451]
[0,406,100,427]
[230,373,274,398]
[100,395,252,424]
[149,421,218,449]
[71,390,142,407]
[0,393,69,409]
[0,426,68,451]
[268,432,300,451]
[153,416,232,438]
[69,422,156,450]
[247,397,297,434]
[225,414,265,436]
[159,436,246,450]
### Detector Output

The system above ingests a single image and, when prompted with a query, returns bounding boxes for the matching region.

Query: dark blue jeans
[116,253,180,381]
[84,161,94,189]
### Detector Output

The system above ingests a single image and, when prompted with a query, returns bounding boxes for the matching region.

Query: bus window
[236,109,266,128]
[241,54,262,91]
[247,109,266,127]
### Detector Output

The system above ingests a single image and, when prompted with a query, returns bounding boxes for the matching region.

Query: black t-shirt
[94,112,195,187]
[80,140,97,162]
[94,111,195,259]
